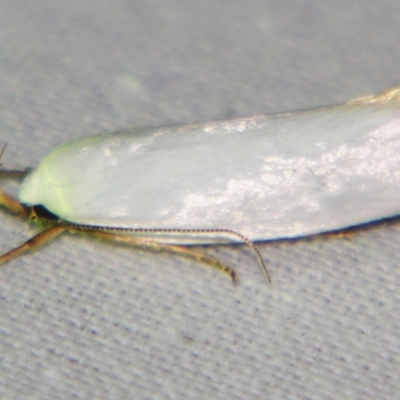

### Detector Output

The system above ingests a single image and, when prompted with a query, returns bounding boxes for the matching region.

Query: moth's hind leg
[89,229,239,284]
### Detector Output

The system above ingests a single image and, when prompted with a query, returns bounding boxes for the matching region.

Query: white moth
[1,86,400,283]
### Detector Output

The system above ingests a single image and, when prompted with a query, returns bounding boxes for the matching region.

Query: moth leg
[0,145,31,181]
[0,226,66,265]
[0,169,31,180]
[88,229,238,284]
[0,190,27,217]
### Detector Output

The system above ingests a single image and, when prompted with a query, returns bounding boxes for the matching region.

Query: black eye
[31,205,60,221]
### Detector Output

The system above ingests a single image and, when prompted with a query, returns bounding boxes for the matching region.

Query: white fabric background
[1,1,400,399]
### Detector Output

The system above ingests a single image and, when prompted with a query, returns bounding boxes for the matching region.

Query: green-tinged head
[19,156,68,219]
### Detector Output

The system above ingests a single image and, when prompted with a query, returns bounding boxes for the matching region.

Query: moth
[1,86,400,283]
